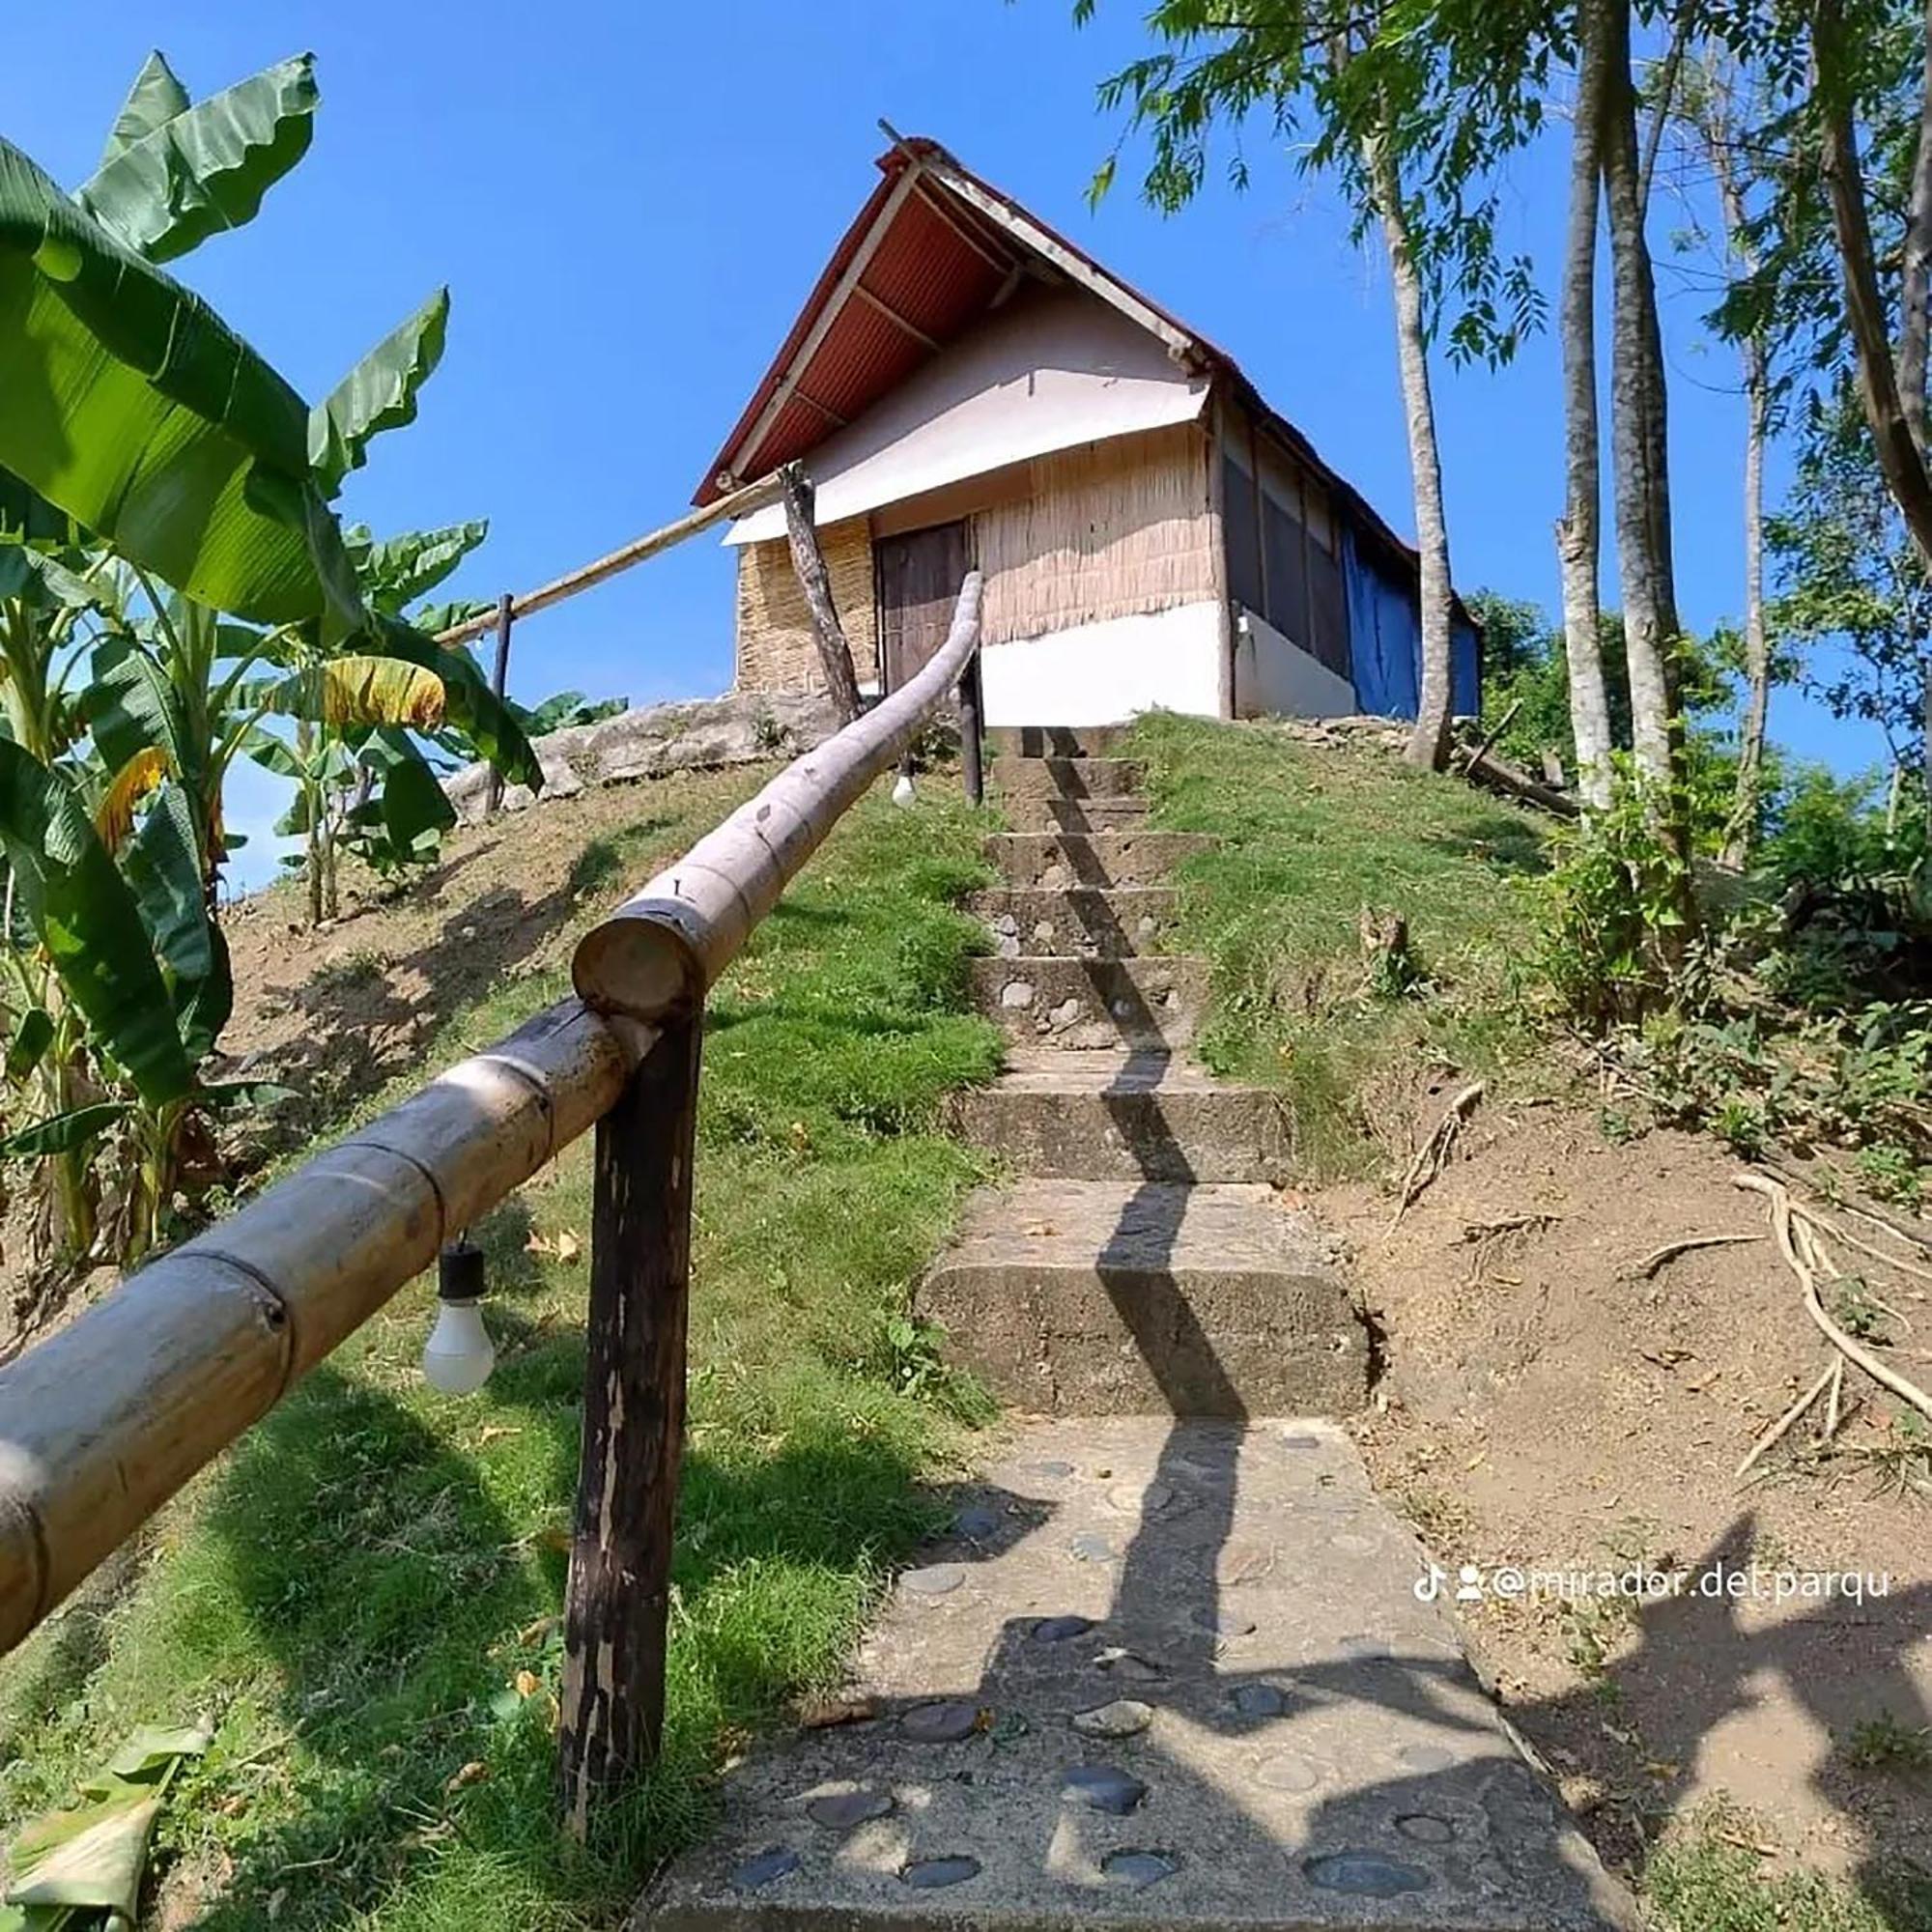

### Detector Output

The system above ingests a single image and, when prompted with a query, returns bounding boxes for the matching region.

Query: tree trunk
[1361,128,1456,771]
[778,464,863,725]
[1558,0,1615,809]
[1694,67,1775,869]
[1722,355,1772,867]
[1922,652,1932,810]
[1601,0,1684,796]
[1816,0,1932,570]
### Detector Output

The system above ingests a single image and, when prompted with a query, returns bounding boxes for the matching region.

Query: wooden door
[876,521,972,693]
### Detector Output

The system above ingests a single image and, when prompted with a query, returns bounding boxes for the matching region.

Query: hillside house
[698,135,1480,727]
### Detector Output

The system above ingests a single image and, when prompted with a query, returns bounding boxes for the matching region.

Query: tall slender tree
[1076,0,1545,769]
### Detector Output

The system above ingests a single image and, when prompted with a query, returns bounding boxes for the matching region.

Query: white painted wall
[1233,609,1357,719]
[979,600,1224,725]
[726,290,1208,546]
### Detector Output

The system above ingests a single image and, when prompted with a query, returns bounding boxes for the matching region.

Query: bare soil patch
[1332,1099,1932,1892]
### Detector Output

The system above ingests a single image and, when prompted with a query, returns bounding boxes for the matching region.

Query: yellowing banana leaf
[77,54,318,265]
[377,621,541,789]
[95,746,168,852]
[267,657,446,729]
[0,134,363,632]
[99,52,190,170]
[310,288,449,496]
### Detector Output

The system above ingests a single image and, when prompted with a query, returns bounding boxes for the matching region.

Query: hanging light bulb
[892,769,918,808]
[423,1238,495,1396]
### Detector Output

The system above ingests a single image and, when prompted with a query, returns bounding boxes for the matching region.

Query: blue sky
[7,2,1889,880]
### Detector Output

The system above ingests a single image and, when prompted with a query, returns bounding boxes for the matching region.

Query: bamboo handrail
[0,573,984,1660]
[432,473,785,649]
[573,573,984,1017]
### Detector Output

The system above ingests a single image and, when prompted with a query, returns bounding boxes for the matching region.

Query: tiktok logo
[1413,1563,1487,1604]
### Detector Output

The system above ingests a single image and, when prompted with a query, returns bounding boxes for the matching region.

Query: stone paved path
[639,728,1633,1931]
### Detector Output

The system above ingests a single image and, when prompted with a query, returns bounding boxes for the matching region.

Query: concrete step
[985,724,1130,759]
[643,1415,1634,1932]
[999,796,1151,836]
[992,755,1146,801]
[986,833,1213,890]
[969,888,1179,960]
[952,1051,1290,1184]
[970,957,1208,1051]
[918,1180,1366,1416]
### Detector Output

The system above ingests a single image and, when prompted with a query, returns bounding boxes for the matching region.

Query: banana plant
[0,746,244,1260]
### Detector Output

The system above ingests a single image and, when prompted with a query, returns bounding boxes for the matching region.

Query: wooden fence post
[557,1009,702,1838]
[958,651,983,806]
[486,590,515,816]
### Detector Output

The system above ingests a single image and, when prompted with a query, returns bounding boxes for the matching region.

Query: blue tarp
[1341,525,1480,720]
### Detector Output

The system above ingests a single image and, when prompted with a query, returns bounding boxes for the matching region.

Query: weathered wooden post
[557,1007,703,1838]
[958,649,984,805]
[485,590,516,816]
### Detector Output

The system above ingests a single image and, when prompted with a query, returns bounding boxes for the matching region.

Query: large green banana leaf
[77,54,319,265]
[122,783,231,1060]
[0,742,194,1106]
[0,134,363,631]
[99,52,191,169]
[86,639,200,802]
[310,288,449,495]
[353,728,457,864]
[349,519,488,616]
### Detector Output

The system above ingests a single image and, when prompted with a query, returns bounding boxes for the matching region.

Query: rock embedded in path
[1071,1698,1153,1739]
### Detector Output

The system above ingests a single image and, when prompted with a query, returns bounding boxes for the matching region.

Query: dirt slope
[1331,1097,1932,1892]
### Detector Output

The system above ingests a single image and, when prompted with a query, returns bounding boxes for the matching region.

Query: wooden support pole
[486,591,515,815]
[558,1008,703,1838]
[958,651,984,805]
[779,464,864,725]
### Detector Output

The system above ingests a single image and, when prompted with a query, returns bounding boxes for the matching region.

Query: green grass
[1125,711,1550,1177]
[1648,1805,1932,1931]
[0,777,1004,1929]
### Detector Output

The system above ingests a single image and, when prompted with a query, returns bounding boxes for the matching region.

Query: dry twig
[1389,1083,1486,1231]
[1736,1363,1836,1479]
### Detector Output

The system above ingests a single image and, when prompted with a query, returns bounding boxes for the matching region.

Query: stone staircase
[640,729,1633,1932]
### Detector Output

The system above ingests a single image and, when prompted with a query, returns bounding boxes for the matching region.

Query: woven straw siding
[734,518,877,692]
[977,425,1213,646]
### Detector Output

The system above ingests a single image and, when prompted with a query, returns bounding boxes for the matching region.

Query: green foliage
[1770,389,1932,782]
[1529,761,1692,1028]
[1124,711,1544,1178]
[0,133,362,633]
[1076,0,1548,364]
[75,53,318,265]
[1647,1802,1932,1932]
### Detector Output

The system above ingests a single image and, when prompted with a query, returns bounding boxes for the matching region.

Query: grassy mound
[1125,712,1548,1176]
[0,777,1002,1930]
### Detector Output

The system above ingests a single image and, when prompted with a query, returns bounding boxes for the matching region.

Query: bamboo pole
[433,473,785,650]
[0,1000,638,1656]
[573,572,984,1020]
